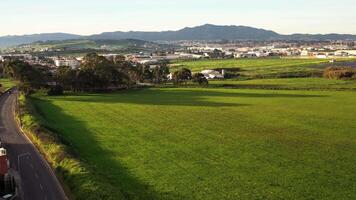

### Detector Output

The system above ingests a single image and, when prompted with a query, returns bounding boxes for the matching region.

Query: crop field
[30,86,356,199]
[171,58,356,78]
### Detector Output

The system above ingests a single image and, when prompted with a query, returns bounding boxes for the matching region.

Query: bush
[192,73,209,86]
[47,85,64,96]
[323,67,356,80]
[18,82,35,96]
[173,68,192,85]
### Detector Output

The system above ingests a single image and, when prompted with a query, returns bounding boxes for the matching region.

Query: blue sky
[1,0,355,36]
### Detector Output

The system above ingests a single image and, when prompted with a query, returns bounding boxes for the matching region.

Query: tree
[152,64,170,84]
[192,73,209,86]
[56,66,76,90]
[47,85,64,96]
[3,60,50,90]
[113,55,126,63]
[59,53,136,91]
[208,49,225,59]
[172,68,191,85]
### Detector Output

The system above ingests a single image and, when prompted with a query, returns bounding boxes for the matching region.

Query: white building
[201,70,224,79]
[54,59,81,69]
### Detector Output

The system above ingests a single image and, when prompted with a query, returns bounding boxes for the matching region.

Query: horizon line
[1,24,356,37]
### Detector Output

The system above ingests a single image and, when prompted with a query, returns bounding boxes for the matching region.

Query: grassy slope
[0,78,15,92]
[31,88,356,199]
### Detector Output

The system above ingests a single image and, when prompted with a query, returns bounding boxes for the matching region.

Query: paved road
[0,90,67,200]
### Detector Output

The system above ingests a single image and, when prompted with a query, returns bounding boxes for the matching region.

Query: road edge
[10,90,69,200]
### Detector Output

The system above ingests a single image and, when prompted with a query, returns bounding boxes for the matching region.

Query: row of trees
[0,53,208,95]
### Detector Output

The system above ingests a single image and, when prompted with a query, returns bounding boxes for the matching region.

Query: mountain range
[1,24,356,48]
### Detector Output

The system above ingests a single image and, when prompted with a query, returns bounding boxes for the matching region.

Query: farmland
[171,58,356,79]
[30,86,356,199]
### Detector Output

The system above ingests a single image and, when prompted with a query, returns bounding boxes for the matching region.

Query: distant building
[54,58,81,69]
[201,70,224,79]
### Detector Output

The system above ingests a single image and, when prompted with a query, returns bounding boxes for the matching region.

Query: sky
[1,0,356,36]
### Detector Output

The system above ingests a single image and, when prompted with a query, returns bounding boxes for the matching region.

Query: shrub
[47,85,64,96]
[172,68,192,85]
[192,73,209,86]
[323,67,356,80]
[18,82,34,96]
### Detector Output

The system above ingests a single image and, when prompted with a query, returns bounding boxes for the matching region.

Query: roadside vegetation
[0,78,16,92]
[16,94,122,199]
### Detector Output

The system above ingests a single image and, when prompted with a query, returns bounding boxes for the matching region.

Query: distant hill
[16,39,163,51]
[89,24,280,41]
[0,33,81,48]
[1,24,356,48]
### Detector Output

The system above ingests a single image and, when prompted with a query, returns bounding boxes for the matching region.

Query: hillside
[16,39,163,51]
[0,33,81,48]
[89,24,280,41]
[1,24,356,47]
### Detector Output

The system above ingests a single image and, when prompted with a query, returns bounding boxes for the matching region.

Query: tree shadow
[44,88,325,107]
[28,88,327,199]
[30,98,186,200]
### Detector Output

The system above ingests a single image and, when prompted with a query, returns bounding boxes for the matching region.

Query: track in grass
[30,87,356,199]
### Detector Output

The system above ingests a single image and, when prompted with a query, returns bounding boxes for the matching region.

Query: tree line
[0,53,207,95]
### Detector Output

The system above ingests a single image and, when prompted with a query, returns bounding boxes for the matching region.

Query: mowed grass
[31,88,356,199]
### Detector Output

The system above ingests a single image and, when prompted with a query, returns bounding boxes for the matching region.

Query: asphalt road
[0,90,67,200]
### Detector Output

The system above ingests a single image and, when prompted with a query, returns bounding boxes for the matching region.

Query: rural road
[0,90,67,200]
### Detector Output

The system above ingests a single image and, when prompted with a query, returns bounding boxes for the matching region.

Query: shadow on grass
[28,88,328,199]
[30,97,185,200]
[44,88,326,107]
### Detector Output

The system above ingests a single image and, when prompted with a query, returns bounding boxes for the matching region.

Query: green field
[209,78,356,90]
[0,78,15,92]
[30,86,356,199]
[171,58,356,79]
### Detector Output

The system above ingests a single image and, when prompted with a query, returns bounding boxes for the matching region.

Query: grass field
[30,87,356,199]
[171,58,356,79]
[0,78,15,92]
[209,78,356,90]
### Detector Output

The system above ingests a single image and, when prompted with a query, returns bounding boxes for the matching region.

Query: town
[1,40,356,79]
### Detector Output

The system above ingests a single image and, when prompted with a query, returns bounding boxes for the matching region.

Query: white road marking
[30,164,34,169]
[35,173,39,179]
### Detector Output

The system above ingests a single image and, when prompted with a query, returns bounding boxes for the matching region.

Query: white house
[201,70,224,79]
